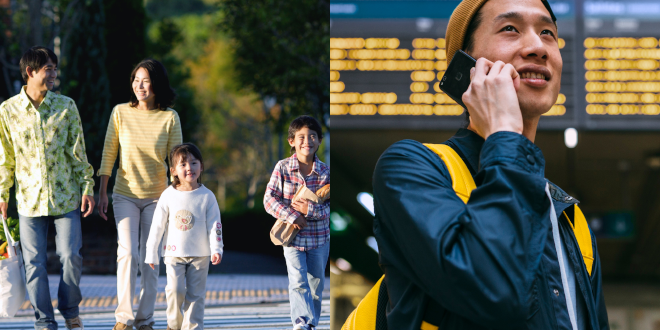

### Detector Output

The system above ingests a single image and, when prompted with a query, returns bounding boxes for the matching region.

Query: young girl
[144,143,223,330]
[264,116,330,330]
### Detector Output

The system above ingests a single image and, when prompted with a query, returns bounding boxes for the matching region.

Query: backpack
[342,143,594,330]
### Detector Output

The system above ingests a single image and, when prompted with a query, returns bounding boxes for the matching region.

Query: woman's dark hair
[129,58,176,109]
[288,115,324,154]
[169,143,204,188]
[460,10,483,127]
[19,46,58,83]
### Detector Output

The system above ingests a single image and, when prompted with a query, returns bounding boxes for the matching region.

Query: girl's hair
[129,58,176,109]
[169,143,204,188]
[287,115,323,154]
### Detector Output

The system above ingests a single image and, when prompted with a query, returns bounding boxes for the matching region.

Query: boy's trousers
[164,256,210,330]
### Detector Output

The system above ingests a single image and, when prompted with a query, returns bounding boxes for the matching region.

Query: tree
[217,0,330,130]
[103,0,148,108]
[59,0,112,168]
[170,13,274,211]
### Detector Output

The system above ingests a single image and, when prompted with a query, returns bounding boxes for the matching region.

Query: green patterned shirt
[0,87,94,216]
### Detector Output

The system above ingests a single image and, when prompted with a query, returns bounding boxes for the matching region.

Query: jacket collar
[447,128,579,206]
[446,128,483,175]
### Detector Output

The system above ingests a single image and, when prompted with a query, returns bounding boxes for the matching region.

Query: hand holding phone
[441,50,523,139]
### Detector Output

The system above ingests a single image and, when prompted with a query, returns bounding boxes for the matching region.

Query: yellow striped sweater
[98,103,182,199]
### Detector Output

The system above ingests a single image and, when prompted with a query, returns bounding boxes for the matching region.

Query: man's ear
[25,66,34,80]
[287,138,295,147]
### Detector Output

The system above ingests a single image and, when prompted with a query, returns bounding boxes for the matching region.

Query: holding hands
[462,58,523,139]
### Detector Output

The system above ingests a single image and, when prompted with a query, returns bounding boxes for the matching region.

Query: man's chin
[519,96,556,117]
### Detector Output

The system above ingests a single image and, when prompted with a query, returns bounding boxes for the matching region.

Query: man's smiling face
[467,0,562,119]
[28,58,57,92]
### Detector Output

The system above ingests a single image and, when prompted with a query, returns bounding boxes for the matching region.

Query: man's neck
[467,115,540,143]
[521,116,540,143]
[24,85,47,109]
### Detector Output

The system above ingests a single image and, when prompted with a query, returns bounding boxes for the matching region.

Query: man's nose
[521,31,548,60]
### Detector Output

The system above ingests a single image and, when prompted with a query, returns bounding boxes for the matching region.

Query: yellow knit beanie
[445,0,556,63]
[445,0,488,64]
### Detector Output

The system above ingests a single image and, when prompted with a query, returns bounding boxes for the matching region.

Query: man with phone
[372,0,609,329]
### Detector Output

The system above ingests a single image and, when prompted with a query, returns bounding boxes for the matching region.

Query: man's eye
[502,25,518,32]
[541,29,555,37]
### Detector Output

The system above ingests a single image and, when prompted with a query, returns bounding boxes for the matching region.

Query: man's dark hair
[460,10,483,127]
[288,115,323,154]
[19,46,58,83]
[129,58,176,109]
[463,10,483,54]
[169,143,204,188]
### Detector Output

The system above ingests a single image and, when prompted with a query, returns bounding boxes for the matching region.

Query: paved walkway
[0,300,330,329]
[11,274,330,316]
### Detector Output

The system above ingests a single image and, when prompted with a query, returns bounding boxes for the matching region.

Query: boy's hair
[169,143,204,188]
[129,58,176,109]
[288,115,323,154]
[19,46,58,83]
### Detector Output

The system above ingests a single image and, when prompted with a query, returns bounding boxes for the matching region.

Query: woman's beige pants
[113,193,161,328]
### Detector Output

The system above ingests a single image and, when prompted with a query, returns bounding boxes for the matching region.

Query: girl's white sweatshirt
[145,184,223,264]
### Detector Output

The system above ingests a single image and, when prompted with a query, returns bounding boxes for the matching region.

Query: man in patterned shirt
[0,46,95,330]
[264,116,330,330]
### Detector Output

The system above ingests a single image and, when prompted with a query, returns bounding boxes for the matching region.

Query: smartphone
[439,49,477,109]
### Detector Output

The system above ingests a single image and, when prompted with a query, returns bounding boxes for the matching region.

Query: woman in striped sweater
[97,59,182,330]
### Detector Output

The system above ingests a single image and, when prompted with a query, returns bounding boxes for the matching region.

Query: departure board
[330,0,660,130]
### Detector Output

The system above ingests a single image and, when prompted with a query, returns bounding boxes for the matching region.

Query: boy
[264,115,330,330]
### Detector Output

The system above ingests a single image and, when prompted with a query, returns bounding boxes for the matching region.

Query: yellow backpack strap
[423,144,476,203]
[343,144,475,330]
[563,205,594,276]
[342,275,386,330]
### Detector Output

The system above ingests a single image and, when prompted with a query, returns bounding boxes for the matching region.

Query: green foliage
[217,0,330,129]
[59,0,112,169]
[146,17,200,143]
[145,0,212,21]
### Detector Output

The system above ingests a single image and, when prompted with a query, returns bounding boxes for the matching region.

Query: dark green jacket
[372,129,609,330]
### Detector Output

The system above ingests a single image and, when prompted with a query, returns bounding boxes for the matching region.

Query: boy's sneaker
[65,316,84,329]
[112,322,132,330]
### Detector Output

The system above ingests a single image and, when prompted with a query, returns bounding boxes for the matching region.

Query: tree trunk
[217,176,226,211]
[28,0,43,46]
[246,174,259,209]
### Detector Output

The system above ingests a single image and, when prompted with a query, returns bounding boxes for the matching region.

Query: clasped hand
[462,58,524,139]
